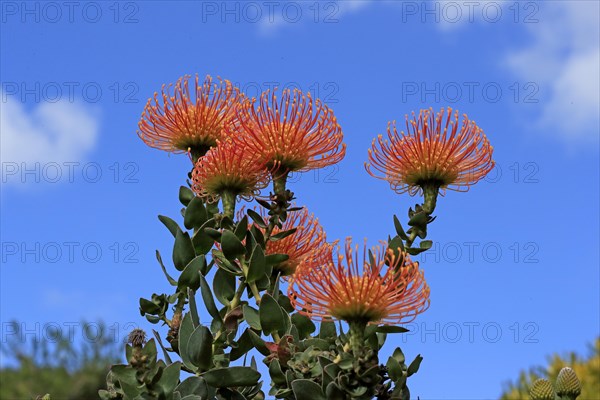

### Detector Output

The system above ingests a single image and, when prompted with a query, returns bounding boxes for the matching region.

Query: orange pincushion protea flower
[191,140,269,201]
[289,239,430,324]
[366,107,494,195]
[261,207,327,276]
[230,88,346,173]
[138,75,241,156]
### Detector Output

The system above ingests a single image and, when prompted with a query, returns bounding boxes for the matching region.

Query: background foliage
[500,338,599,399]
[0,321,121,400]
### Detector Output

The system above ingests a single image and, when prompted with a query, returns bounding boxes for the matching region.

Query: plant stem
[242,262,262,304]
[221,190,236,220]
[265,172,289,238]
[273,172,288,196]
[406,230,418,248]
[272,332,281,343]
[249,282,262,304]
[422,183,440,214]
[348,321,367,355]
[230,280,247,310]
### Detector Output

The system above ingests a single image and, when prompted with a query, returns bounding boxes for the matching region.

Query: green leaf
[179,313,196,371]
[156,361,181,395]
[202,367,260,388]
[184,197,208,230]
[269,228,297,241]
[229,328,254,361]
[139,298,161,315]
[178,255,205,291]
[199,273,222,323]
[119,379,141,399]
[250,225,265,249]
[192,229,215,256]
[291,313,316,339]
[407,354,423,376]
[187,325,213,372]
[204,227,222,241]
[386,356,403,382]
[393,215,409,240]
[234,216,248,240]
[179,186,195,206]
[175,376,208,397]
[247,209,267,228]
[259,294,286,335]
[291,379,326,400]
[303,338,330,351]
[152,330,173,364]
[221,230,246,261]
[213,268,236,306]
[173,229,196,271]
[376,326,410,334]
[243,305,261,331]
[272,273,281,301]
[187,288,200,327]
[110,365,137,387]
[278,294,294,313]
[212,250,242,275]
[392,347,406,364]
[420,240,433,250]
[269,359,287,385]
[247,329,270,356]
[407,247,427,256]
[265,253,289,266]
[180,396,204,400]
[408,211,428,227]
[159,215,180,237]
[246,245,266,283]
[319,320,336,339]
[155,250,177,286]
[388,235,405,256]
[325,382,346,400]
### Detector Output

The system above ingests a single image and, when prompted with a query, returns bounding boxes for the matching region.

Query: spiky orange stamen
[229,88,346,173]
[260,206,328,276]
[289,238,430,324]
[191,140,269,202]
[138,75,242,155]
[366,107,494,195]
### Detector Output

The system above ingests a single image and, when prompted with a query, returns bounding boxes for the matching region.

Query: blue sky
[1,1,599,398]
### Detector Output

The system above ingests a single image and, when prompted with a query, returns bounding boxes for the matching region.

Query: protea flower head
[261,206,328,276]
[555,367,582,398]
[529,379,556,400]
[191,139,269,202]
[288,238,430,324]
[138,74,242,159]
[229,88,346,174]
[366,107,494,197]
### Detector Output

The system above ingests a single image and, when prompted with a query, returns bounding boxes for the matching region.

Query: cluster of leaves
[102,181,434,399]
[0,320,121,400]
[500,338,599,400]
[264,321,423,400]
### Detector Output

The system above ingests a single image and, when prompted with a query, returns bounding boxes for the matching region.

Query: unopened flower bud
[555,367,582,398]
[529,379,555,400]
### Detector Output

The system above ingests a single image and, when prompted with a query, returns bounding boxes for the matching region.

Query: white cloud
[0,92,100,184]
[258,0,378,34]
[258,0,510,33]
[505,1,600,142]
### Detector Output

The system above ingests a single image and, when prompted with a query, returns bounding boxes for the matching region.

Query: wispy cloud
[0,92,100,185]
[258,0,378,34]
[505,1,600,143]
